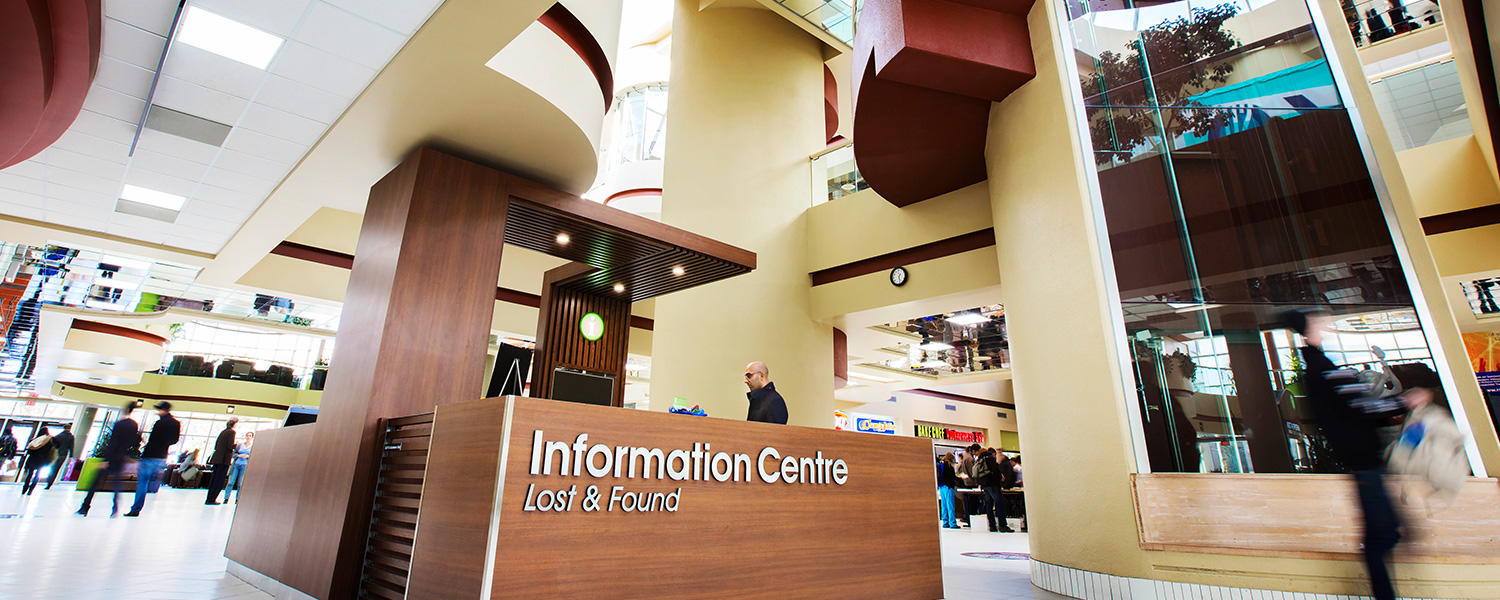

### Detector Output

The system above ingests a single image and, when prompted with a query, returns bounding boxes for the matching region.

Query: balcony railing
[811,142,866,206]
[771,0,858,46]
[1341,0,1442,49]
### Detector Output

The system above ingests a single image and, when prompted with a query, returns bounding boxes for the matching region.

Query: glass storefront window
[1063,0,1456,473]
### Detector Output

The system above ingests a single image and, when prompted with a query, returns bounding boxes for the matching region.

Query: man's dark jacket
[100,418,140,462]
[1301,344,1389,471]
[211,426,237,465]
[746,382,789,424]
[141,414,180,459]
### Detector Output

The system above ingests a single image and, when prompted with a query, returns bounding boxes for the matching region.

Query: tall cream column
[650,2,833,426]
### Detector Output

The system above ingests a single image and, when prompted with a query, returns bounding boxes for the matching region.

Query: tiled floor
[0,484,1062,599]
[0,483,269,600]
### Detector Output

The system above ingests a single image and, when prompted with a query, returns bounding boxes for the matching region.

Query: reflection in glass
[1067,0,1447,473]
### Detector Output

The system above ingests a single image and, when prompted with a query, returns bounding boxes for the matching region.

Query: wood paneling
[484,396,943,598]
[225,424,317,580]
[808,228,996,286]
[1133,473,1500,562]
[530,264,631,405]
[405,401,509,599]
[228,148,512,599]
[1420,203,1500,234]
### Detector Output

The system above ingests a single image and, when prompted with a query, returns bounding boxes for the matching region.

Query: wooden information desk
[230,396,943,599]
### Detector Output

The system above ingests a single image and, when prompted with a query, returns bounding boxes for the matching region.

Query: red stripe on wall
[70,319,168,346]
[809,228,996,286]
[538,3,614,110]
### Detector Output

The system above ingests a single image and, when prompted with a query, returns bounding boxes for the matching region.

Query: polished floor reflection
[0,483,1061,599]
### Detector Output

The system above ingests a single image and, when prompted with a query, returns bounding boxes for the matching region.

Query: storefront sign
[522,430,849,513]
[913,422,986,445]
[855,415,897,435]
[833,411,850,430]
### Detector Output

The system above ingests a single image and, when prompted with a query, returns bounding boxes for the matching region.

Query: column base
[226,560,319,600]
[1030,560,1460,600]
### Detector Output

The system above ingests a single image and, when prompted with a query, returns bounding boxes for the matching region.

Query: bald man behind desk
[743,361,788,424]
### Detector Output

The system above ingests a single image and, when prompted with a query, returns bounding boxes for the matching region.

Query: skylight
[176,6,285,69]
[120,184,186,211]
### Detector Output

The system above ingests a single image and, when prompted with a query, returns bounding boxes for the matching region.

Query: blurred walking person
[44,423,75,489]
[1282,309,1404,600]
[0,424,16,473]
[78,402,141,517]
[936,453,961,529]
[205,418,237,505]
[126,402,179,517]
[19,426,54,495]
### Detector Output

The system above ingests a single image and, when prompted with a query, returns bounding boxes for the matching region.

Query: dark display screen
[551,368,614,407]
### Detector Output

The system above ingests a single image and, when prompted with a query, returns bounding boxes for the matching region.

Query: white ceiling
[0,0,444,254]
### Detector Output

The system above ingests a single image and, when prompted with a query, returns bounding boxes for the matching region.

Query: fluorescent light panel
[177,7,284,69]
[120,184,186,211]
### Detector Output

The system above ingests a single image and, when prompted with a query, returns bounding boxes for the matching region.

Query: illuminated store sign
[855,416,897,435]
[523,430,849,513]
[913,422,985,445]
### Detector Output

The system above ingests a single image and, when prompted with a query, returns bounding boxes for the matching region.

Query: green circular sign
[579,312,604,341]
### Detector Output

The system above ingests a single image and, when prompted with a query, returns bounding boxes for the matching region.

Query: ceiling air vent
[145,104,232,146]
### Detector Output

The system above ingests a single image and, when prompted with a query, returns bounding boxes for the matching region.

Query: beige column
[650,2,833,426]
[984,0,1153,578]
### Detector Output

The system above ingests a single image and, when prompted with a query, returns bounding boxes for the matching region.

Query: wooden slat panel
[375,495,422,510]
[361,583,404,600]
[366,538,414,559]
[382,437,431,452]
[388,413,434,427]
[1133,473,1500,562]
[387,425,432,439]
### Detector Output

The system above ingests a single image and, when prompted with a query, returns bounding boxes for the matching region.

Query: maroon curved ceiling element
[824,64,839,143]
[538,2,614,111]
[604,187,662,204]
[851,0,1037,207]
[0,0,102,169]
[70,319,170,346]
[833,327,848,389]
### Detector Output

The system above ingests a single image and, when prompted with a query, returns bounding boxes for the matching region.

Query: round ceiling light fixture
[556,233,570,245]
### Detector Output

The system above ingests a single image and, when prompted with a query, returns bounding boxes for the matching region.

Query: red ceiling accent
[538,2,614,111]
[851,0,1036,207]
[833,327,848,389]
[1,0,102,169]
[70,319,169,346]
[824,64,839,144]
[603,187,662,205]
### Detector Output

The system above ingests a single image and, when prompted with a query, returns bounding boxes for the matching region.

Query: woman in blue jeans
[936,453,961,529]
[225,431,254,502]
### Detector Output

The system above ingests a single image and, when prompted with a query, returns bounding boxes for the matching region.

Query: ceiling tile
[134,128,223,165]
[192,183,261,207]
[162,44,268,100]
[152,75,251,124]
[223,128,308,162]
[255,75,348,124]
[270,41,377,99]
[0,201,49,222]
[102,17,169,71]
[0,159,48,180]
[47,148,129,181]
[0,190,51,211]
[175,211,244,233]
[104,0,182,37]
[200,168,276,198]
[0,173,47,196]
[294,2,406,70]
[94,57,156,100]
[322,0,441,35]
[42,183,116,210]
[45,165,123,196]
[236,103,328,146]
[214,149,293,181]
[124,166,199,198]
[82,85,148,123]
[49,130,130,164]
[130,148,212,181]
[70,110,140,145]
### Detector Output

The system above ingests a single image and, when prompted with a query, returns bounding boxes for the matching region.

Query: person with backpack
[19,426,54,495]
[975,449,1014,532]
[0,424,17,472]
[43,423,74,489]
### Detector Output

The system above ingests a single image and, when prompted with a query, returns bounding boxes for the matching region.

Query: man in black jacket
[743,362,788,424]
[126,401,180,516]
[1282,309,1402,600]
[205,417,238,505]
[976,449,1013,532]
[44,423,74,489]
[78,402,142,517]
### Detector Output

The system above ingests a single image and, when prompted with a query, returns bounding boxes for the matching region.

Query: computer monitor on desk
[550,367,614,407]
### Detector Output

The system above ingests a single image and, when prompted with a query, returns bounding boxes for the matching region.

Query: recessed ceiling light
[945,312,988,326]
[613,283,625,293]
[176,6,285,70]
[556,233,570,245]
[671,266,684,276]
[120,184,186,211]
